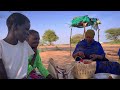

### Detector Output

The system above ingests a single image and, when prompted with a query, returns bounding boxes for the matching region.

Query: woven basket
[73,61,96,79]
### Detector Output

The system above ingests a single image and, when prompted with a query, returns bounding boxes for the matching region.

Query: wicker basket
[73,61,96,79]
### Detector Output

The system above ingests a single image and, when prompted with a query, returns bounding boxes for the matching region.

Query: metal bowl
[93,73,110,79]
[93,73,120,79]
[110,74,120,79]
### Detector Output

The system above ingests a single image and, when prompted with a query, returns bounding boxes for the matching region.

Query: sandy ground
[39,44,120,68]
[40,51,74,68]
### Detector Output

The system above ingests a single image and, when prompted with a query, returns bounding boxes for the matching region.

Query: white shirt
[0,40,34,79]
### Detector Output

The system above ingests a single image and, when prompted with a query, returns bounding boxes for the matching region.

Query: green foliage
[42,29,59,45]
[105,28,120,41]
[109,40,120,44]
[71,34,83,45]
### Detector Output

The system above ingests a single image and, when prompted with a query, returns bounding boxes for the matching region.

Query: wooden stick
[70,28,72,56]
[83,23,87,39]
[83,26,86,39]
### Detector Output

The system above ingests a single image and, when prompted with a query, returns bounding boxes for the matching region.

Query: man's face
[15,21,30,42]
[27,33,40,48]
[85,35,94,43]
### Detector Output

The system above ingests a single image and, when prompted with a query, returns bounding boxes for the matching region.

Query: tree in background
[39,39,48,46]
[105,28,120,42]
[71,34,83,45]
[42,29,59,45]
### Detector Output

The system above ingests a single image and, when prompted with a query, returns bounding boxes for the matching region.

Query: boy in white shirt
[0,13,34,79]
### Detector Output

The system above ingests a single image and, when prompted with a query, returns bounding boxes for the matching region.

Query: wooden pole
[83,26,86,39]
[83,23,87,39]
[70,28,72,56]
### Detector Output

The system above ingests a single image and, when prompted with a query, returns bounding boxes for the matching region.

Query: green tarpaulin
[71,15,91,28]
[71,15,101,30]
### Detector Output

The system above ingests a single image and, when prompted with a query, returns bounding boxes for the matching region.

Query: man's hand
[73,51,85,59]
[90,54,104,61]
[90,54,98,60]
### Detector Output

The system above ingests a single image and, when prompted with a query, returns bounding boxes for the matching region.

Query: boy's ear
[11,23,17,31]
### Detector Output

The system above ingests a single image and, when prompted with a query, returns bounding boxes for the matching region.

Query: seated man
[26,30,53,79]
[72,29,108,61]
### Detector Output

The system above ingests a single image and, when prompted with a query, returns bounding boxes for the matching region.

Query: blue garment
[96,61,120,75]
[73,39,105,60]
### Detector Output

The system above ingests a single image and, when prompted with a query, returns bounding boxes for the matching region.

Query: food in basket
[83,60,92,64]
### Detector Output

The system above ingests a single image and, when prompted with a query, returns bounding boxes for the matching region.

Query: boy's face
[27,33,40,49]
[15,21,30,42]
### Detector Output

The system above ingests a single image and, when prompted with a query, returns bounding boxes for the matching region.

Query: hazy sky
[0,11,120,44]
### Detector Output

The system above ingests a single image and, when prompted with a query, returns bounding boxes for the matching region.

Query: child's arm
[36,57,50,78]
[0,59,8,79]
[36,51,49,78]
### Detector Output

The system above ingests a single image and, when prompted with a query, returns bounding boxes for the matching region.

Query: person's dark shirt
[73,39,105,60]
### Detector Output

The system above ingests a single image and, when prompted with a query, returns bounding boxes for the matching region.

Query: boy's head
[6,13,30,42]
[27,30,40,49]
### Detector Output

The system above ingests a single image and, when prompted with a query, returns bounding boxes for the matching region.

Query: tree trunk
[49,42,52,46]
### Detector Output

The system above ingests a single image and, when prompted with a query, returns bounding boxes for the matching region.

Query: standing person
[72,29,108,61]
[27,30,53,79]
[0,13,34,79]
